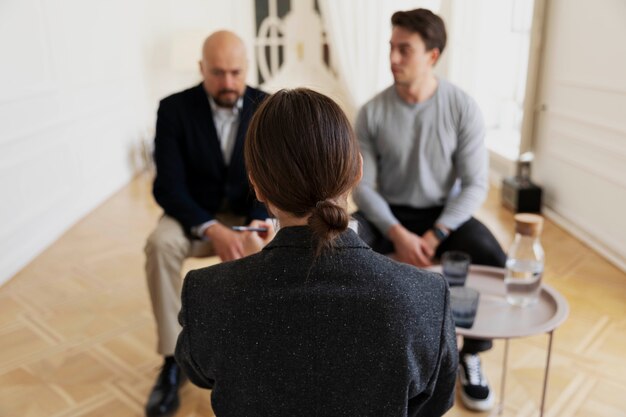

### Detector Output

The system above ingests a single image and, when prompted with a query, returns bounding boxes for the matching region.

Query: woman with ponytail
[175,89,458,417]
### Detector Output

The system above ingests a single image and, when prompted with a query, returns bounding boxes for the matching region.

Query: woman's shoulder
[366,252,448,294]
[182,253,266,295]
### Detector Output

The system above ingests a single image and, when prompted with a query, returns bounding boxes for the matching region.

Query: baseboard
[488,166,625,273]
[488,149,516,189]
[542,207,626,273]
[489,170,503,189]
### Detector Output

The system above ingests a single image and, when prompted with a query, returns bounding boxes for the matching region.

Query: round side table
[432,265,569,416]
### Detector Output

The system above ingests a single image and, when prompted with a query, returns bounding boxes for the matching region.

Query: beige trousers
[144,214,243,356]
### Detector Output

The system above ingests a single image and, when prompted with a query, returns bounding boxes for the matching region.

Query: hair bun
[313,200,349,231]
[308,199,350,254]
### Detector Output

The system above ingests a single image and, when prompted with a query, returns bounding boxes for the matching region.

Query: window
[446,0,535,160]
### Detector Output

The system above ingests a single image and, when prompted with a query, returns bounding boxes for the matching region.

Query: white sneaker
[458,353,494,411]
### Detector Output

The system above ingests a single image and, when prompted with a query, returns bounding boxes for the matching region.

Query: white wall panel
[0,0,151,284]
[533,0,626,270]
[0,91,62,146]
[0,0,54,100]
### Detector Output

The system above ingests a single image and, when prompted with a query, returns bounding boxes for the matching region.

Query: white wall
[532,0,626,270]
[0,0,145,285]
[0,0,255,285]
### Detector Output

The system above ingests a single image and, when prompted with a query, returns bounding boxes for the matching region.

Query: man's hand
[388,224,434,267]
[205,223,244,261]
[241,219,276,256]
[421,229,440,258]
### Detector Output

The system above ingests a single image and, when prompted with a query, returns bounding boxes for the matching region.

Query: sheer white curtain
[319,0,441,119]
[318,0,386,119]
[445,0,535,159]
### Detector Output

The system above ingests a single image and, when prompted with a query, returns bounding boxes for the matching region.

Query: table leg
[490,338,509,416]
[539,331,554,417]
[500,338,509,415]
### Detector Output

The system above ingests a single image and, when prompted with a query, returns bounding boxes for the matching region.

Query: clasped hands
[388,224,441,267]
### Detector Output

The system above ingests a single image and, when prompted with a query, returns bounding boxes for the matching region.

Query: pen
[231,226,269,232]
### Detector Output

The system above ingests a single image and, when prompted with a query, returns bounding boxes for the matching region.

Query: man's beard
[213,89,241,107]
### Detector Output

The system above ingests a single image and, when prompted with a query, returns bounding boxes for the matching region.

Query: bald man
[144,31,268,417]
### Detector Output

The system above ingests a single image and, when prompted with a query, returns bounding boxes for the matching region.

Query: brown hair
[391,8,447,55]
[244,88,361,255]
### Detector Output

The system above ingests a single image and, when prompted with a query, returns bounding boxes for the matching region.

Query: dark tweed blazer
[176,226,458,417]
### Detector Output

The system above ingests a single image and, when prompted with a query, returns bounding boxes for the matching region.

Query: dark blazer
[176,226,458,417]
[153,83,268,233]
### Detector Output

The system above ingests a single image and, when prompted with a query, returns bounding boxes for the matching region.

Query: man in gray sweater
[353,8,506,412]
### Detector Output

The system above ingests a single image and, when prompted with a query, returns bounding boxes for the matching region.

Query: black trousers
[353,205,507,353]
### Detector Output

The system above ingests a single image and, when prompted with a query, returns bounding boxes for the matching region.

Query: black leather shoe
[145,356,186,417]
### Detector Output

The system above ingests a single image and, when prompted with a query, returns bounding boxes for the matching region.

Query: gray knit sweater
[176,226,458,417]
[353,79,488,233]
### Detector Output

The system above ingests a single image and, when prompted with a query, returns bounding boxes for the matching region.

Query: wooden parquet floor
[1,174,625,417]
